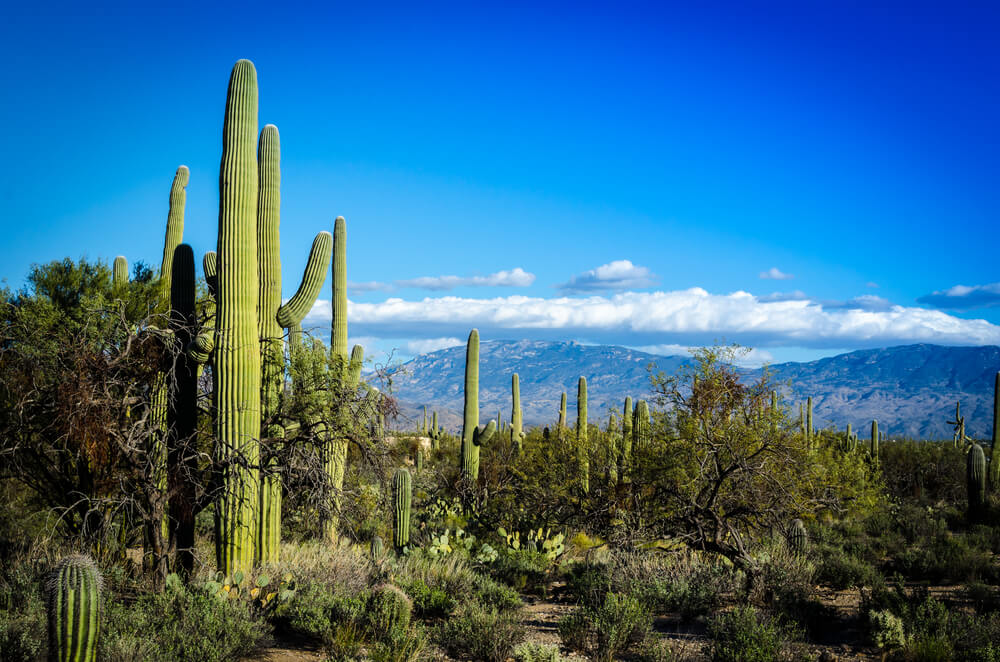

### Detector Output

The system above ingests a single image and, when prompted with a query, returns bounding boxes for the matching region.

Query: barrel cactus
[392,468,412,550]
[787,519,808,555]
[368,584,412,641]
[47,554,102,662]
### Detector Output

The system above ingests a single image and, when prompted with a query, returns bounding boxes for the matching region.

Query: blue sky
[2,1,998,365]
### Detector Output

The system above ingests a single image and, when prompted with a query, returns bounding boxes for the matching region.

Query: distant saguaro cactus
[47,554,102,662]
[621,397,633,482]
[577,376,589,494]
[558,392,567,430]
[511,373,524,451]
[112,256,128,295]
[991,373,1000,491]
[870,420,879,469]
[969,443,987,521]
[633,400,650,451]
[787,519,808,555]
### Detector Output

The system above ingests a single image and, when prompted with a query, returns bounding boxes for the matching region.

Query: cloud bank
[557,260,657,293]
[918,283,1000,310]
[303,288,1000,349]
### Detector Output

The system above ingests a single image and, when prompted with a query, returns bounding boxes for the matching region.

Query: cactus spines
[47,554,101,662]
[392,468,412,550]
[968,442,987,520]
[274,231,333,328]
[415,449,424,472]
[348,344,364,387]
[190,251,218,364]
[112,256,128,294]
[870,420,879,468]
[370,535,384,565]
[607,411,618,486]
[577,376,589,494]
[558,392,567,430]
[633,400,650,451]
[787,519,808,556]
[203,250,218,298]
[158,165,190,309]
[214,58,261,575]
[511,373,524,451]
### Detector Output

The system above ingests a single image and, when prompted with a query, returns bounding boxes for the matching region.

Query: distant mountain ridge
[385,341,1000,440]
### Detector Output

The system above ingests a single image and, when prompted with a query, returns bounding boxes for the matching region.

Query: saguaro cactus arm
[276,231,333,328]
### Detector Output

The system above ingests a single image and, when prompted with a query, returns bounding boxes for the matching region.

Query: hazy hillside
[385,341,1000,440]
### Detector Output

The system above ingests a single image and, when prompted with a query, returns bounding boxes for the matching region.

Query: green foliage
[100,577,265,662]
[558,591,652,662]
[512,641,569,662]
[434,602,526,662]
[708,606,792,662]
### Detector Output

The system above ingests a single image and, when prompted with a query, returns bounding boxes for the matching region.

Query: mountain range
[382,341,1000,440]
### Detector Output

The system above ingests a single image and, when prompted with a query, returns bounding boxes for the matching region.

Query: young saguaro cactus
[577,376,589,494]
[990,373,1000,491]
[392,468,412,550]
[787,519,808,556]
[558,392,567,430]
[214,59,262,575]
[806,397,813,446]
[621,397,633,482]
[607,411,619,487]
[511,373,524,451]
[968,443,987,521]
[47,554,102,662]
[430,411,441,449]
[460,329,496,480]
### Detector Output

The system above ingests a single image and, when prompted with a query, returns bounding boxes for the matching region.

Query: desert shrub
[708,606,792,662]
[963,582,1000,613]
[563,561,612,609]
[559,591,652,662]
[323,621,364,662]
[398,553,477,599]
[434,602,526,662]
[367,585,412,641]
[100,580,265,662]
[869,609,907,655]
[0,556,46,662]
[272,580,367,643]
[814,544,880,589]
[397,577,455,617]
[490,547,551,593]
[637,638,691,662]
[0,608,45,662]
[266,540,373,593]
[471,572,521,611]
[367,623,426,662]
[512,641,569,662]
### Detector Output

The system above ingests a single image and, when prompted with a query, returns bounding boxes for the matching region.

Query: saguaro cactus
[607,412,619,486]
[968,443,987,521]
[392,468,412,550]
[870,420,879,469]
[621,397,633,481]
[430,411,441,449]
[47,554,101,662]
[990,373,1000,491]
[112,256,128,295]
[460,329,496,480]
[577,376,589,494]
[511,373,524,451]
[214,59,261,575]
[806,397,813,445]
[633,400,650,451]
[168,244,199,576]
[158,165,190,309]
[256,123,333,561]
[558,392,567,430]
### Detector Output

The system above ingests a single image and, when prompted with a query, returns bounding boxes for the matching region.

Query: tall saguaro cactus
[392,468,412,550]
[47,554,101,662]
[255,124,333,560]
[577,376,589,494]
[214,59,261,576]
[511,373,524,451]
[460,329,496,480]
[990,373,1000,491]
[806,396,813,446]
[870,420,879,469]
[607,412,619,486]
[633,400,649,452]
[558,392,567,430]
[112,256,128,294]
[621,397,633,482]
[168,244,199,576]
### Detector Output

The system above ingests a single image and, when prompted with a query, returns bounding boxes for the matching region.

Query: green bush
[0,608,44,662]
[0,556,45,662]
[367,585,412,643]
[563,561,612,609]
[558,591,651,662]
[397,577,455,617]
[100,580,266,662]
[814,545,879,590]
[490,547,550,594]
[272,580,367,644]
[512,641,569,662]
[707,606,790,662]
[434,602,526,662]
[472,572,521,611]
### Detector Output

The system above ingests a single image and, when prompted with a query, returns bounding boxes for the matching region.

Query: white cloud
[631,343,692,356]
[759,290,808,303]
[918,283,1000,310]
[759,267,794,280]
[404,337,465,355]
[558,260,657,293]
[348,280,394,294]
[301,288,1000,349]
[396,267,535,291]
